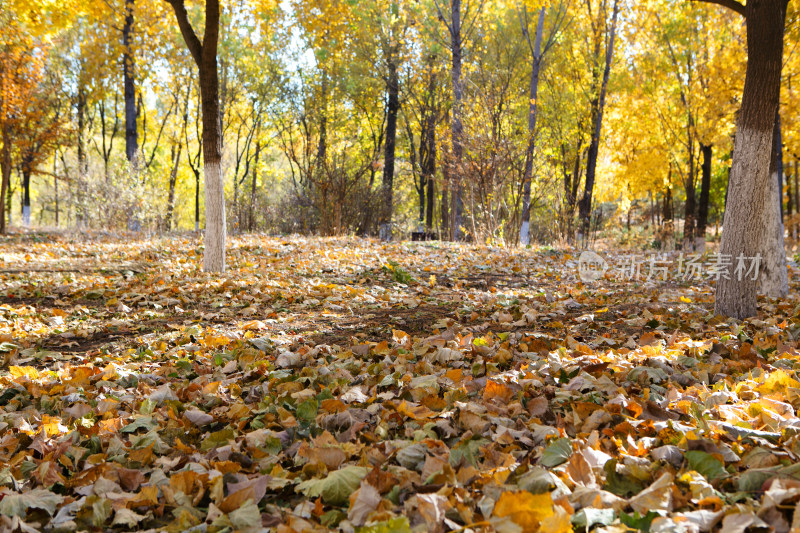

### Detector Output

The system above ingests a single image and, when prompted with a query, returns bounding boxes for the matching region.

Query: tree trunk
[578,0,620,241]
[756,107,789,297]
[449,0,464,240]
[167,0,225,272]
[423,112,436,231]
[696,143,712,252]
[250,141,260,232]
[21,153,32,227]
[683,138,696,250]
[380,54,400,241]
[123,0,138,164]
[786,159,793,215]
[0,125,10,234]
[795,157,799,217]
[714,0,788,318]
[520,7,545,246]
[166,142,181,231]
[77,83,87,175]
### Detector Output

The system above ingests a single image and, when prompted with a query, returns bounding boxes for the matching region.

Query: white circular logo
[578,251,608,282]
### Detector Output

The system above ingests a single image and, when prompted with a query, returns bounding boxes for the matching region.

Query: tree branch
[165,0,203,65]
[690,0,745,17]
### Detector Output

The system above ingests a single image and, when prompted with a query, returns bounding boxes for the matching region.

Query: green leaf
[296,399,318,423]
[201,428,236,452]
[540,438,572,468]
[620,510,659,532]
[685,450,727,481]
[296,466,369,506]
[449,437,488,468]
[120,417,157,434]
[0,489,64,517]
[604,459,644,497]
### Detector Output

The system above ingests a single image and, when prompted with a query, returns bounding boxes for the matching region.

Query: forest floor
[1,232,800,532]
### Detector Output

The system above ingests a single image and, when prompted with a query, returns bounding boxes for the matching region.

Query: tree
[517,1,567,246]
[165,0,226,272]
[577,0,620,244]
[696,0,789,318]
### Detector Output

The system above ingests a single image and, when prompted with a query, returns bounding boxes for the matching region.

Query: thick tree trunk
[380,55,400,241]
[123,0,138,164]
[167,0,225,272]
[696,143,712,252]
[714,0,788,318]
[578,0,620,241]
[520,7,545,246]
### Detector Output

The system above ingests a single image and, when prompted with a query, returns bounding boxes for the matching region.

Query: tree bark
[445,0,464,240]
[696,143,712,252]
[123,0,138,164]
[380,54,400,241]
[21,153,32,227]
[167,0,226,272]
[683,137,696,250]
[519,7,545,246]
[713,0,788,318]
[757,107,789,297]
[166,142,181,231]
[0,125,10,234]
[786,159,793,215]
[423,113,436,231]
[578,0,620,241]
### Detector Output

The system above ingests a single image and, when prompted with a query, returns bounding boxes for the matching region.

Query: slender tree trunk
[776,111,785,221]
[380,54,400,241]
[683,137,696,250]
[77,83,87,174]
[250,141,260,232]
[449,0,464,240]
[53,152,59,227]
[696,143,712,252]
[194,169,200,231]
[578,0,620,242]
[795,158,799,217]
[786,159,793,215]
[520,7,545,246]
[21,153,32,227]
[756,107,789,296]
[714,0,788,318]
[0,125,10,234]
[167,0,225,272]
[123,0,138,164]
[166,142,182,230]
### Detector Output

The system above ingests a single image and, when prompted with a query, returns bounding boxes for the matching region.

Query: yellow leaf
[540,505,572,533]
[9,366,39,380]
[680,296,692,303]
[758,369,800,395]
[493,491,554,531]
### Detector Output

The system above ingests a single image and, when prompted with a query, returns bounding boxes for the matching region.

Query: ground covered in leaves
[1,233,800,532]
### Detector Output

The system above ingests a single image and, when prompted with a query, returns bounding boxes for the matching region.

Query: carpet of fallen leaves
[1,233,800,532]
